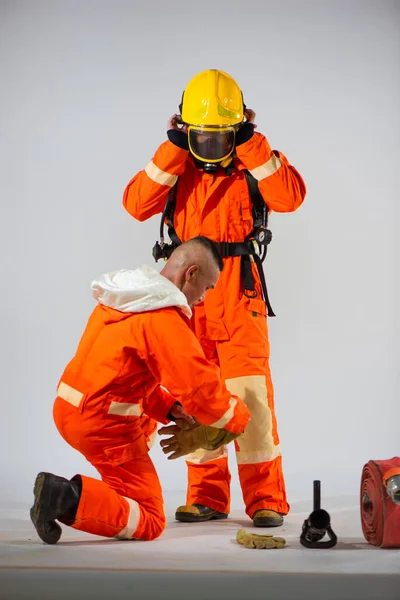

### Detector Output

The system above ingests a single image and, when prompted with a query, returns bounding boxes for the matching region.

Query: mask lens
[188,128,235,162]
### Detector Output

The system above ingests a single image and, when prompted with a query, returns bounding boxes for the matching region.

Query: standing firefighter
[123,69,306,527]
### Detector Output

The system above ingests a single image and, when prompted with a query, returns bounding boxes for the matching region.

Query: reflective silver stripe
[236,445,281,465]
[209,397,237,428]
[108,402,142,417]
[114,497,141,539]
[145,161,178,187]
[57,382,84,408]
[249,154,282,181]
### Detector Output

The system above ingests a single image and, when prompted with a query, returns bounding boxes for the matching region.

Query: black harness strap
[165,184,181,249]
[152,170,275,316]
[242,169,275,316]
[217,240,275,317]
[152,184,179,261]
[244,169,266,231]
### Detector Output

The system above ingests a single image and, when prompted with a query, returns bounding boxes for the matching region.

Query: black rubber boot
[30,472,82,544]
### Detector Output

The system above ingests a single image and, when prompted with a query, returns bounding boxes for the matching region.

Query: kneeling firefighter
[123,69,306,527]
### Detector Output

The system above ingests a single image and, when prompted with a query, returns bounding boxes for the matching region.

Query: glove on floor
[236,528,286,549]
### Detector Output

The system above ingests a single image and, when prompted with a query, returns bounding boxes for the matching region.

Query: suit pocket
[103,435,149,467]
[244,298,270,358]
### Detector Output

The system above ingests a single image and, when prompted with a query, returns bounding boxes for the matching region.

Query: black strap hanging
[152,184,179,261]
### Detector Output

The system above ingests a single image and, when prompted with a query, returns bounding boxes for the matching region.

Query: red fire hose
[360,457,400,547]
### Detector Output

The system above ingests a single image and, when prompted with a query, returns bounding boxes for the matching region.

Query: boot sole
[253,518,284,528]
[30,472,62,544]
[175,511,228,523]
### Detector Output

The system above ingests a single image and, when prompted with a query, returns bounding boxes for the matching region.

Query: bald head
[161,237,223,307]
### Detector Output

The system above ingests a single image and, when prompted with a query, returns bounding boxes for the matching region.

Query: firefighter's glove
[236,529,286,549]
[158,418,239,460]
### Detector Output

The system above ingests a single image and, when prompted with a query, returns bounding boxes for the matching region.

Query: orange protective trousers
[54,399,165,540]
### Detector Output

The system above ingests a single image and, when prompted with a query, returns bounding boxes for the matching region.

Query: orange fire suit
[123,132,306,517]
[53,273,250,541]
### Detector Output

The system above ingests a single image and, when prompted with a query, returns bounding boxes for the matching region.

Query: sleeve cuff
[167,401,182,422]
[235,123,255,146]
[167,129,189,150]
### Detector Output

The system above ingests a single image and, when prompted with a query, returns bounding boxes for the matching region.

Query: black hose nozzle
[300,480,337,548]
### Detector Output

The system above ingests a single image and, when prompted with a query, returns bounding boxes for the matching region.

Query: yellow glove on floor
[158,418,240,459]
[236,528,286,549]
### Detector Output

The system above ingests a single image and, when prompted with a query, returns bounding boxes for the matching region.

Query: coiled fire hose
[360,457,400,548]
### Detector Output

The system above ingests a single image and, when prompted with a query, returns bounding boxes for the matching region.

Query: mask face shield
[187,126,236,163]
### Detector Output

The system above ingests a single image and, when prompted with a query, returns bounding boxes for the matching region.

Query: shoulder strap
[243,169,268,230]
[159,171,269,248]
[164,180,182,247]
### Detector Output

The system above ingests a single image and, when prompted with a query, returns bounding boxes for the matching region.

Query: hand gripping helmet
[179,69,245,170]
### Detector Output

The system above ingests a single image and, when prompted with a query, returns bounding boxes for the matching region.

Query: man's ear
[185,264,199,282]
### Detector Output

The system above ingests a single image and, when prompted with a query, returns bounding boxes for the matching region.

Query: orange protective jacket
[55,267,250,456]
[122,133,306,340]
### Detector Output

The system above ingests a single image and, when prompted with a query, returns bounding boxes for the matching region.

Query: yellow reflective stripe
[225,374,281,463]
[249,154,282,181]
[147,429,157,450]
[236,446,281,465]
[209,397,237,429]
[145,161,178,187]
[184,446,228,464]
[57,382,84,408]
[108,402,142,417]
[114,497,141,539]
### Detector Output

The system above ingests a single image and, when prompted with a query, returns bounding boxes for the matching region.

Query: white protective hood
[91,265,192,318]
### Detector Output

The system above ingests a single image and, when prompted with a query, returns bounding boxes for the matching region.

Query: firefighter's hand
[167,114,189,150]
[244,108,257,128]
[158,419,203,459]
[167,114,188,134]
[158,419,240,460]
[168,404,196,425]
[236,109,257,146]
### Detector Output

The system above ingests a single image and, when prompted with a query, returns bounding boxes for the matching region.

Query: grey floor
[1,492,399,600]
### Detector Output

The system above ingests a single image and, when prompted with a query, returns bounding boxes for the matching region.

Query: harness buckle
[244,288,258,299]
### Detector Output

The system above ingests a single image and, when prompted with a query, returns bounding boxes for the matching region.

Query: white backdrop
[1,0,399,508]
